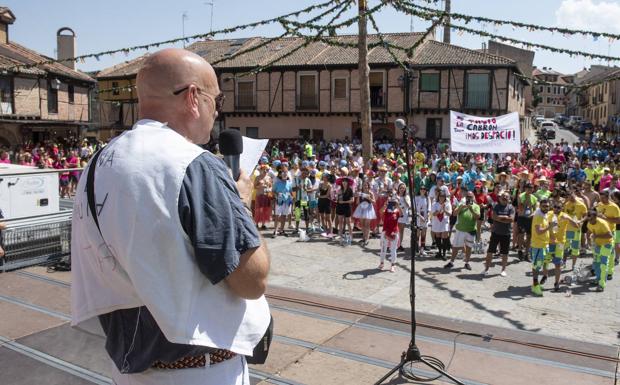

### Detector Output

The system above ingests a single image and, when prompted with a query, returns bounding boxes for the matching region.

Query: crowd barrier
[0,218,71,272]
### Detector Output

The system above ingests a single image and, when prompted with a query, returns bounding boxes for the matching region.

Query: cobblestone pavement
[263,225,620,346]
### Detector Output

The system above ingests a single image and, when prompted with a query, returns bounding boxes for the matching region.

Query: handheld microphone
[219,129,243,181]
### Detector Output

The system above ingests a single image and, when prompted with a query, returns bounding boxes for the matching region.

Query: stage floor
[0,266,617,385]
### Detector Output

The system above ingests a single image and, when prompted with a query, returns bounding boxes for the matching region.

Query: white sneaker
[500,270,507,277]
[482,269,489,277]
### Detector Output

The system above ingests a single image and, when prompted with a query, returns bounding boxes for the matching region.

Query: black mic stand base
[373,119,465,385]
[374,342,465,384]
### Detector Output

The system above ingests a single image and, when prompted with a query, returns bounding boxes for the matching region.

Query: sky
[4,0,620,75]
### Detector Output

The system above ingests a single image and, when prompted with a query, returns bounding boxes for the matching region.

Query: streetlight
[204,1,214,34]
[182,11,189,47]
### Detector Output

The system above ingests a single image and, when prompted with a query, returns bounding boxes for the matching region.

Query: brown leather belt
[152,349,237,370]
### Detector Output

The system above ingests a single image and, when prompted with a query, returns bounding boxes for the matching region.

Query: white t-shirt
[414,195,430,227]
[431,201,452,232]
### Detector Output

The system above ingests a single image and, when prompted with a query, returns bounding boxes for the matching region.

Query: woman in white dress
[414,186,430,256]
[431,190,452,260]
[396,183,411,252]
[353,180,376,246]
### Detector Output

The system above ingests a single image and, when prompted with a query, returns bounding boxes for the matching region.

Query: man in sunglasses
[71,49,271,385]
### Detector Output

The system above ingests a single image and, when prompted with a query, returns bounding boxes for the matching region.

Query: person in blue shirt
[465,168,479,191]
[273,169,293,237]
[437,165,451,184]
[568,162,587,183]
[451,167,466,187]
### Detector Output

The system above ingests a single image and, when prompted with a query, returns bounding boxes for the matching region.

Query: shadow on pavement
[343,268,384,280]
[413,267,540,332]
[492,285,532,300]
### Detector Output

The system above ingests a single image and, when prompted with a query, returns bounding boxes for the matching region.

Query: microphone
[219,129,243,181]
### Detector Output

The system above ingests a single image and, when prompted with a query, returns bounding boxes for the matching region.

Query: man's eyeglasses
[173,85,225,114]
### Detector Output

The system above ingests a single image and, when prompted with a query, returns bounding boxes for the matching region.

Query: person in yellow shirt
[596,189,620,281]
[545,202,574,292]
[586,210,614,292]
[530,199,551,296]
[564,192,588,270]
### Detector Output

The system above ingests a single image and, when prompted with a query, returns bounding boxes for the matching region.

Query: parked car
[533,116,545,129]
[539,121,556,140]
[568,116,583,129]
[554,114,567,125]
[577,121,593,134]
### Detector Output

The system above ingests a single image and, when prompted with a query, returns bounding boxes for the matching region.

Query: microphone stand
[373,123,465,385]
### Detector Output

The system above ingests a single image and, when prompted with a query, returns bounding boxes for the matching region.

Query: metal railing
[1,218,71,272]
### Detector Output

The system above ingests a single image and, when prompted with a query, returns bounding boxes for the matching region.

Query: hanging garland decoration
[7,0,340,72]
[367,11,444,69]
[404,0,620,42]
[96,84,136,94]
[514,71,620,91]
[211,0,352,66]
[235,0,386,78]
[395,5,620,63]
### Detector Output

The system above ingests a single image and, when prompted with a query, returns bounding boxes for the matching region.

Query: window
[312,129,324,141]
[298,73,317,109]
[299,129,311,140]
[370,71,385,107]
[68,84,75,104]
[246,127,259,139]
[425,118,442,140]
[112,81,119,96]
[333,78,347,99]
[466,73,490,109]
[236,81,255,109]
[47,79,59,114]
[547,86,551,94]
[420,73,440,92]
[0,76,13,114]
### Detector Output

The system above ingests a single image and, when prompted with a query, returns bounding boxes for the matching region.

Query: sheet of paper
[241,136,269,176]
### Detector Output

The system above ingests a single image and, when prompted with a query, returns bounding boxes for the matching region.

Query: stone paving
[263,226,620,346]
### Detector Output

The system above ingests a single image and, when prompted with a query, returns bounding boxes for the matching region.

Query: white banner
[450,111,520,154]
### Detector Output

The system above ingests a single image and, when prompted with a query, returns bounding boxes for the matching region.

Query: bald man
[71,49,271,385]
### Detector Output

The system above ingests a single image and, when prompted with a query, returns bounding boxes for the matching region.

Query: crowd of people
[0,138,104,198]
[2,131,620,295]
[249,136,620,295]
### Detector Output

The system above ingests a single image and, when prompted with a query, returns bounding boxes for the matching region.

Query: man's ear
[185,86,200,118]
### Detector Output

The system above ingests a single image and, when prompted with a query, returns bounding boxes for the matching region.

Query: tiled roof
[0,41,95,82]
[96,33,521,78]
[96,54,150,79]
[533,68,564,76]
[411,40,516,67]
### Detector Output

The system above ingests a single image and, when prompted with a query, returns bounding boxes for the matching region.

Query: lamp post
[204,1,214,33]
[182,11,189,47]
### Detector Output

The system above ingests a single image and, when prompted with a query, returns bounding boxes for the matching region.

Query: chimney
[0,7,16,44]
[442,0,451,44]
[481,42,487,52]
[57,27,76,70]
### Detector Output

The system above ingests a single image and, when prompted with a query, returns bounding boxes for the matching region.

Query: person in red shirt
[379,195,400,273]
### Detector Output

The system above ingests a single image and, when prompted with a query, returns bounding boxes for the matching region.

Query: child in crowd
[379,195,401,273]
